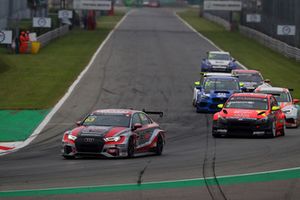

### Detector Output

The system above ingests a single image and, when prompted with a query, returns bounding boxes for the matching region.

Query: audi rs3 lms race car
[232,69,265,92]
[212,93,286,137]
[62,109,165,159]
[195,75,242,113]
[255,87,300,128]
[201,51,237,72]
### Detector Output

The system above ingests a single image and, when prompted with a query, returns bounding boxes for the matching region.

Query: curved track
[1,8,300,200]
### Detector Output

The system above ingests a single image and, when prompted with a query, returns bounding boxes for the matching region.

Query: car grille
[75,136,105,153]
[226,118,256,128]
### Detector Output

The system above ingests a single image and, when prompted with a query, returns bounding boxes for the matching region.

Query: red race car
[62,109,165,159]
[212,93,285,137]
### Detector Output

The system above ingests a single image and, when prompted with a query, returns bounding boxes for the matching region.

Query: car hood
[208,59,231,66]
[279,102,293,109]
[70,126,128,137]
[221,108,269,119]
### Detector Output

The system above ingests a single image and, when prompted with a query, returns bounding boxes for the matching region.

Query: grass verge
[178,9,300,99]
[0,12,124,109]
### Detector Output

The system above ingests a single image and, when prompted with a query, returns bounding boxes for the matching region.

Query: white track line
[0,11,132,156]
[174,12,247,70]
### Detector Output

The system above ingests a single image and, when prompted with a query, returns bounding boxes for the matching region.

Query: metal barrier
[203,13,300,62]
[37,25,70,48]
[239,25,300,61]
[203,13,231,31]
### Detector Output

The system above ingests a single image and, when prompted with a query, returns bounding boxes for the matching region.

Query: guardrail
[203,13,300,61]
[239,25,300,61]
[203,13,231,31]
[37,25,69,48]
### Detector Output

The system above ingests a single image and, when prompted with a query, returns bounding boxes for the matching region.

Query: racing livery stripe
[0,146,14,150]
[1,167,300,197]
[105,127,127,137]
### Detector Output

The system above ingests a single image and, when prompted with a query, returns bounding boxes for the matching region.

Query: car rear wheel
[127,137,135,158]
[155,134,164,156]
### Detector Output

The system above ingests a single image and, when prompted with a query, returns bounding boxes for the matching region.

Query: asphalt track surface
[1,8,300,200]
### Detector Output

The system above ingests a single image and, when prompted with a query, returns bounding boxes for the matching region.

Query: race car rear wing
[142,109,163,117]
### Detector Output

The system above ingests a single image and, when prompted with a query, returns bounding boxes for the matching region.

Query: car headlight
[68,134,77,141]
[104,136,121,142]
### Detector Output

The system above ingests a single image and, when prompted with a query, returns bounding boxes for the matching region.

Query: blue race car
[196,76,242,113]
[201,51,237,72]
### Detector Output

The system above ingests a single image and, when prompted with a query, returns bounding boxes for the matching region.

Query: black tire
[63,155,75,159]
[155,134,164,156]
[127,137,135,158]
[212,133,220,138]
[281,123,286,136]
[268,121,277,138]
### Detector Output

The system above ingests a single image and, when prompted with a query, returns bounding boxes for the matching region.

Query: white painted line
[174,12,247,70]
[0,11,132,156]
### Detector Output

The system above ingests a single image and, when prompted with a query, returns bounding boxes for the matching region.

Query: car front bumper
[212,118,273,136]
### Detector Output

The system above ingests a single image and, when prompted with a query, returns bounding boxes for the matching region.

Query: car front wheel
[155,134,164,155]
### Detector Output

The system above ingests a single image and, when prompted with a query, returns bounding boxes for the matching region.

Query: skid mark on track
[202,114,227,200]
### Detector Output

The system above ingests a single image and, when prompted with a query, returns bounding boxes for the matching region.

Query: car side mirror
[271,106,280,111]
[132,123,142,131]
[293,99,299,104]
[76,121,82,126]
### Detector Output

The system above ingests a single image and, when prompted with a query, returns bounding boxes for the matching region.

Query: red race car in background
[62,109,165,159]
[212,93,285,137]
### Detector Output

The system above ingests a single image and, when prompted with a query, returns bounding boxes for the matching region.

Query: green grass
[178,9,300,99]
[0,12,124,109]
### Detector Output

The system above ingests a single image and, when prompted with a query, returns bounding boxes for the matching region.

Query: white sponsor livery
[204,1,242,11]
[73,0,112,10]
[0,30,12,44]
[277,25,296,36]
[33,17,52,28]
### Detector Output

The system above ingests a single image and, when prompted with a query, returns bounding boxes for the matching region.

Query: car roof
[92,109,139,115]
[232,69,260,74]
[232,93,270,98]
[209,51,230,55]
[256,87,289,93]
[206,76,238,80]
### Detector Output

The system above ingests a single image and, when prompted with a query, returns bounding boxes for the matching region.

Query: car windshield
[257,91,291,102]
[225,97,269,110]
[237,73,263,83]
[208,53,230,61]
[204,79,239,92]
[82,114,131,127]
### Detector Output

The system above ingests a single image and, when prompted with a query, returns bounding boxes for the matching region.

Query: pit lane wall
[202,13,300,62]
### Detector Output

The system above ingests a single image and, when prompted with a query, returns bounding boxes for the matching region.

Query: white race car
[255,87,300,128]
[201,51,237,72]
